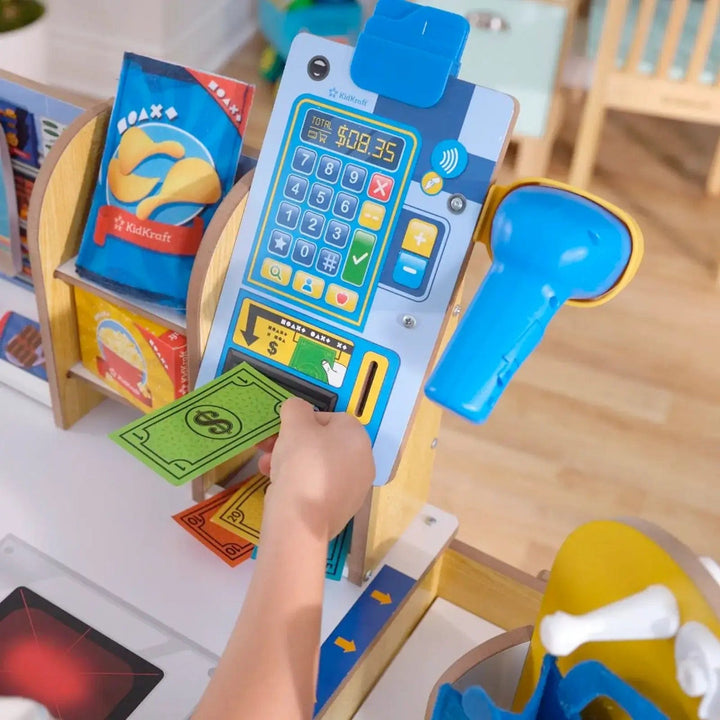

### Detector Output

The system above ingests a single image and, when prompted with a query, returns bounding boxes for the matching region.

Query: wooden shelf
[67,362,141,413]
[55,257,187,334]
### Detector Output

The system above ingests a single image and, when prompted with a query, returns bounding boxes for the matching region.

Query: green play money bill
[110,362,293,485]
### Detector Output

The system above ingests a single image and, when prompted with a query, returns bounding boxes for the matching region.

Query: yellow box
[74,286,189,412]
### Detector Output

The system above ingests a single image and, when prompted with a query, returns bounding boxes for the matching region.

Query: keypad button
[276,202,300,230]
[341,164,367,192]
[368,172,394,202]
[261,258,292,286]
[284,174,308,202]
[325,220,350,248]
[317,155,342,183]
[393,251,428,289]
[292,238,317,267]
[293,271,324,299]
[308,183,334,211]
[316,248,342,277]
[300,211,325,239]
[333,192,358,221]
[401,218,438,258]
[268,229,291,257]
[342,230,375,286]
[326,284,358,312]
[358,201,386,231]
[292,147,317,175]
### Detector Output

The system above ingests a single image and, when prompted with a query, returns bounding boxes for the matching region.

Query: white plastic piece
[701,557,720,588]
[675,622,720,720]
[540,584,680,657]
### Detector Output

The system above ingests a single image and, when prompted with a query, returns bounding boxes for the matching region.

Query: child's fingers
[258,452,272,476]
[279,397,316,428]
[256,435,277,454]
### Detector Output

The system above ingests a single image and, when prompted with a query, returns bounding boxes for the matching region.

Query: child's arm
[193,398,375,720]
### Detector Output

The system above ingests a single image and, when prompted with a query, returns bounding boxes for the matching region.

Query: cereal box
[74,286,188,412]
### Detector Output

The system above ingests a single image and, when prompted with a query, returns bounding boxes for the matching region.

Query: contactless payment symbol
[421,171,443,196]
[431,140,468,179]
[187,405,242,439]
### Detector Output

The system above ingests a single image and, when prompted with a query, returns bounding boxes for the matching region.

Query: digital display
[300,109,404,171]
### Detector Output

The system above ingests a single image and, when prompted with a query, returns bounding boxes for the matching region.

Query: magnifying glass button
[261,258,291,286]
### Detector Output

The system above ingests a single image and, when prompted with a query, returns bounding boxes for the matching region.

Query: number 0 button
[333,192,358,221]
[293,239,317,267]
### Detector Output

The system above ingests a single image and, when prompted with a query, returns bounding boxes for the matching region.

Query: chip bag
[76,53,255,308]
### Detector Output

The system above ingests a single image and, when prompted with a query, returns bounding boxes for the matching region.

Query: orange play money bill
[173,484,255,567]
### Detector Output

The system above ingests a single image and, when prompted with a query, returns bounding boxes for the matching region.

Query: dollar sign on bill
[268,341,278,356]
[187,405,241,439]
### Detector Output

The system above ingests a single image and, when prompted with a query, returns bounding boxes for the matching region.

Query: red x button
[368,173,394,203]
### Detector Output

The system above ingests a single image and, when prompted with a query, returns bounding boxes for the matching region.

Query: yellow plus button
[401,218,438,258]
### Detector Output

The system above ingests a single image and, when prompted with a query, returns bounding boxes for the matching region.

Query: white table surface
[0,384,457,659]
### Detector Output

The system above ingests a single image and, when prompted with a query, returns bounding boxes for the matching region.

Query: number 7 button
[342,230,375,287]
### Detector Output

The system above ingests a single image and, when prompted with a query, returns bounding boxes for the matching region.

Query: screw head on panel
[448,194,467,214]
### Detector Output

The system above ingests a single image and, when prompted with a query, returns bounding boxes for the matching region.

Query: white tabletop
[0,385,457,696]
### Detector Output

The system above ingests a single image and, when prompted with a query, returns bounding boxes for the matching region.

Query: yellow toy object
[513,518,720,718]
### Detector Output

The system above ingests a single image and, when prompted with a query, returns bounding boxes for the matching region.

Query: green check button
[342,230,376,287]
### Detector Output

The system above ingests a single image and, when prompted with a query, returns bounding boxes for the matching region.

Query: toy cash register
[198,0,517,486]
[197,0,642,486]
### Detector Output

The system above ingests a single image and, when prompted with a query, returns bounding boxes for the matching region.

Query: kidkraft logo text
[328,87,369,107]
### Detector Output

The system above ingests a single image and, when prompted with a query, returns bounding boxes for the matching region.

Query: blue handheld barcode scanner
[424,180,643,424]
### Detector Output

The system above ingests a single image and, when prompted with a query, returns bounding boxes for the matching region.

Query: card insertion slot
[223,349,338,412]
[349,351,389,425]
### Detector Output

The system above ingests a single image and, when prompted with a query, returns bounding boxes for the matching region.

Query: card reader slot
[349,352,389,425]
[223,349,338,412]
[355,361,378,419]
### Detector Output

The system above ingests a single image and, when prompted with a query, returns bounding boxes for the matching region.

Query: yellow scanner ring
[473,177,644,308]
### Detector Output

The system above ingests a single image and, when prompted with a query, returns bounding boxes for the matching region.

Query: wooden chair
[413,0,580,179]
[569,0,720,195]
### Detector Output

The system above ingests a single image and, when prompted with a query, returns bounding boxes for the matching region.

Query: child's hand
[257,398,375,541]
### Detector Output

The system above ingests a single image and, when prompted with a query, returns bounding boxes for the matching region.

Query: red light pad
[0,587,163,718]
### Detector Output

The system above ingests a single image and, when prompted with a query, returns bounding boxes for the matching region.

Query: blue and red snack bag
[76,53,255,309]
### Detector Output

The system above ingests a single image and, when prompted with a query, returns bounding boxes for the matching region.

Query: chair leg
[707,134,720,196]
[514,92,566,179]
[568,99,608,189]
[515,136,554,178]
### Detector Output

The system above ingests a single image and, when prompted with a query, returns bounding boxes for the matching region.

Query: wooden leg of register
[344,288,464,585]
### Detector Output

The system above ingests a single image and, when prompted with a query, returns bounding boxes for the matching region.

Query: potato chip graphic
[117,127,185,174]
[107,159,159,203]
[136,158,222,221]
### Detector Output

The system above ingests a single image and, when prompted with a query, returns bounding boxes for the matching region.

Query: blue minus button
[393,251,428,290]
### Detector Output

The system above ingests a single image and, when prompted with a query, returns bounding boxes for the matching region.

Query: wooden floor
[224,37,720,576]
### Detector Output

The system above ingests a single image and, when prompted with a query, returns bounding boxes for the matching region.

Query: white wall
[44,0,257,98]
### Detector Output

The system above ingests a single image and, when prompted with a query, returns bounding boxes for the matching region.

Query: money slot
[348,352,389,425]
[223,349,338,411]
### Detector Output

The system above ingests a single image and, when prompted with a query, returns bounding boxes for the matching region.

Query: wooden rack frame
[27,100,465,585]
